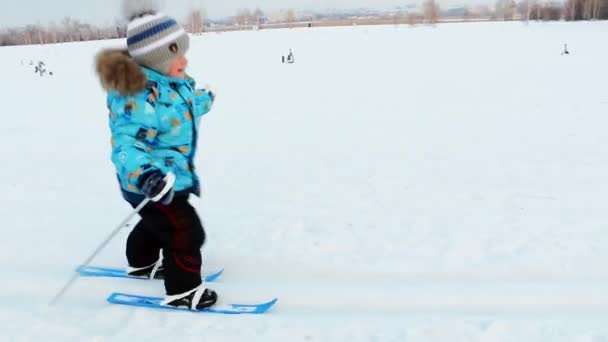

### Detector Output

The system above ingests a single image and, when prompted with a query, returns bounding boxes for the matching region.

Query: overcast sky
[0,0,490,27]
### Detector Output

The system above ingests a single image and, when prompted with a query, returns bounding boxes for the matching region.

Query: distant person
[35,61,46,76]
[94,0,217,311]
[287,49,295,64]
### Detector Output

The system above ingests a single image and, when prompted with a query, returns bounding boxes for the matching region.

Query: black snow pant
[126,195,205,295]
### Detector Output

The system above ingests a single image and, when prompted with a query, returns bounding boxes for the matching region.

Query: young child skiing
[95,1,217,310]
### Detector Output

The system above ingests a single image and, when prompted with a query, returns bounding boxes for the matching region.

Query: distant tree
[423,0,440,24]
[406,12,423,25]
[601,0,608,18]
[529,0,539,20]
[529,3,540,19]
[588,0,605,18]
[23,25,41,44]
[61,17,80,42]
[528,3,563,20]
[76,22,95,41]
[583,0,592,18]
[392,9,403,26]
[519,0,527,21]
[543,4,563,20]
[462,6,472,21]
[46,22,59,43]
[0,31,8,46]
[233,9,255,28]
[596,0,604,17]
[495,0,517,20]
[565,0,608,19]
[565,0,583,20]
[187,8,206,33]
[5,29,20,45]
[254,8,265,18]
[286,9,297,27]
[253,7,265,27]
[116,18,128,38]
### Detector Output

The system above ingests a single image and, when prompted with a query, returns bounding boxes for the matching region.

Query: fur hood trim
[95,49,147,95]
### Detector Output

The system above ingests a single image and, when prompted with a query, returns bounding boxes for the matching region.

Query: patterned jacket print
[96,49,213,203]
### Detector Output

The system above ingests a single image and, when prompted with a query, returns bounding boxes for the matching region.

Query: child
[95,2,217,310]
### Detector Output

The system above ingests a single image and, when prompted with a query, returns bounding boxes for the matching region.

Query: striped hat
[126,12,190,75]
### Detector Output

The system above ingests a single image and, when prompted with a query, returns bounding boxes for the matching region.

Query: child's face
[168,55,188,79]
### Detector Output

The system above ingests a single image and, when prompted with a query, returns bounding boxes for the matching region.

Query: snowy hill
[1,21,608,341]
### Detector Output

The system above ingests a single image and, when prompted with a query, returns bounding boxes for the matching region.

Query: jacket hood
[95,48,147,95]
[96,48,196,96]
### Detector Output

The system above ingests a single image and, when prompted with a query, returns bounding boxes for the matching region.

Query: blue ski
[76,266,224,282]
[108,293,278,314]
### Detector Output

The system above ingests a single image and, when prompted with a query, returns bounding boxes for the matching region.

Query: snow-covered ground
[1,21,608,341]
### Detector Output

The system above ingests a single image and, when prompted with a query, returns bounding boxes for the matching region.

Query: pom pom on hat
[123,0,161,21]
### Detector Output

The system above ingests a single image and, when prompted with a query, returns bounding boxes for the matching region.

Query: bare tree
[45,23,58,44]
[5,29,21,45]
[583,0,593,18]
[391,9,403,26]
[565,0,578,20]
[187,8,206,33]
[406,12,423,25]
[519,0,538,21]
[601,0,608,18]
[286,9,297,27]
[253,7,265,28]
[233,8,255,29]
[423,0,440,24]
[495,0,517,20]
[565,0,608,19]
[61,17,80,42]
[495,0,505,19]
[462,6,472,21]
[0,31,8,46]
[528,3,563,20]
[0,17,131,46]
[544,4,563,20]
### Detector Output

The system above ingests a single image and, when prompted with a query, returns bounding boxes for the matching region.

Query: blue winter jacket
[102,58,213,204]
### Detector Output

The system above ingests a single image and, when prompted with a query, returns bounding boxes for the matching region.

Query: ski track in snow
[1,22,608,341]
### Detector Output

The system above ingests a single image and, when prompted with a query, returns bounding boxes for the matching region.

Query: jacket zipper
[171,82,198,181]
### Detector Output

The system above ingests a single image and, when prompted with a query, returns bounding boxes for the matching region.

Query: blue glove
[138,170,174,205]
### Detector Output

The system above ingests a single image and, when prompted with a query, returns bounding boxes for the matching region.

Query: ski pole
[49,197,150,305]
[49,173,175,305]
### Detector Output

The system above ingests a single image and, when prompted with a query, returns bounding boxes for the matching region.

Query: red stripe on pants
[155,203,200,273]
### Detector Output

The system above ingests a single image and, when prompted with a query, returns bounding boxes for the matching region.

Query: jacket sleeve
[108,92,164,193]
[192,89,214,118]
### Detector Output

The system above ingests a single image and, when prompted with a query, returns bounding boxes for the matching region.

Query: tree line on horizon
[494,0,608,21]
[1,0,607,47]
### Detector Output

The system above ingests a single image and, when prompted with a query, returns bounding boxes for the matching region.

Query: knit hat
[123,0,189,75]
